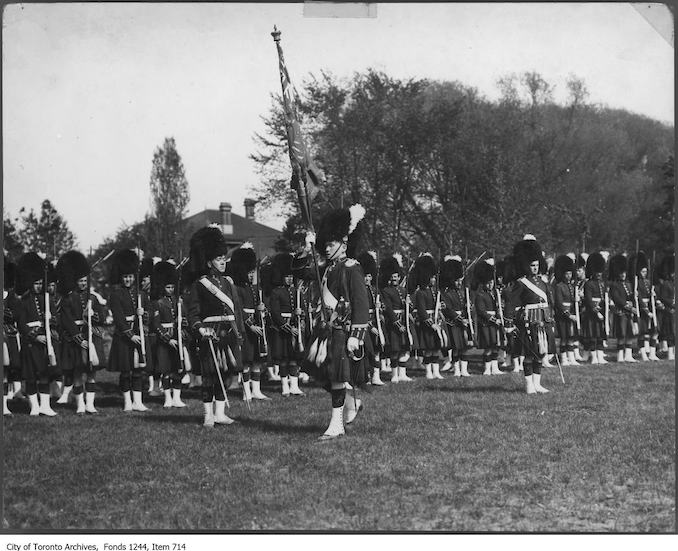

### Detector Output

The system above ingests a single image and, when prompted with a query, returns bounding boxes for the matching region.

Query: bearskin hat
[495,258,506,282]
[554,254,575,283]
[585,252,606,278]
[512,234,543,277]
[378,254,403,289]
[473,259,495,287]
[628,251,648,279]
[291,251,317,282]
[439,255,463,289]
[46,260,58,284]
[3,257,16,290]
[16,252,46,295]
[358,251,377,278]
[659,253,674,280]
[501,255,519,283]
[229,243,257,286]
[56,251,90,295]
[139,257,155,280]
[271,252,293,288]
[188,226,229,280]
[151,261,178,300]
[315,204,366,259]
[179,260,193,292]
[411,253,437,289]
[608,254,628,281]
[109,249,140,285]
[577,253,589,269]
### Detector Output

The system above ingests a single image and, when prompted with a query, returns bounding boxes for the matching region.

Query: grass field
[2,356,675,532]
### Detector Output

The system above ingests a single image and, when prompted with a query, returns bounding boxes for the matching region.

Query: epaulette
[226,276,234,285]
[344,258,358,267]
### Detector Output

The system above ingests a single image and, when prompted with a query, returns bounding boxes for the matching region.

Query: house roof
[183,210,280,244]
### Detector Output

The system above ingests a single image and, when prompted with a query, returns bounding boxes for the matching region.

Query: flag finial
[271,26,281,42]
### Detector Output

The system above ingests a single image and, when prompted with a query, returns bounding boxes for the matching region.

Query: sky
[2,2,674,253]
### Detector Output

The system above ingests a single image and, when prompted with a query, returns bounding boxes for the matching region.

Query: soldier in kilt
[56,250,101,413]
[629,251,660,361]
[15,253,59,416]
[45,260,64,399]
[357,251,385,386]
[553,254,581,366]
[268,252,305,396]
[185,226,245,427]
[656,253,674,360]
[303,204,369,440]
[3,259,20,415]
[107,249,150,412]
[231,243,270,401]
[138,258,159,396]
[439,255,471,377]
[501,255,524,373]
[572,253,589,362]
[151,260,188,408]
[474,259,503,376]
[505,235,555,394]
[2,257,21,414]
[582,252,609,365]
[379,254,414,383]
[411,253,444,380]
[608,254,638,363]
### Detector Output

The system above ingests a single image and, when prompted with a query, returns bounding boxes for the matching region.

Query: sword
[208,337,231,410]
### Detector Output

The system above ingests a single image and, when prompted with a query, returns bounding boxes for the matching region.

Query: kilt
[637,312,654,337]
[59,339,88,376]
[155,341,181,375]
[477,322,499,350]
[21,340,57,382]
[582,312,606,340]
[306,327,367,387]
[556,317,576,340]
[242,329,263,365]
[416,322,439,351]
[612,312,635,341]
[270,327,297,363]
[507,329,523,356]
[446,322,468,352]
[658,310,674,343]
[5,332,22,380]
[385,324,408,354]
[107,334,138,374]
[196,320,243,377]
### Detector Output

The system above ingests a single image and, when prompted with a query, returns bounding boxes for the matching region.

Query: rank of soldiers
[3,209,675,441]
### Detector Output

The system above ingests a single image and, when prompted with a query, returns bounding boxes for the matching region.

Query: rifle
[86,248,99,368]
[650,251,658,330]
[295,280,304,353]
[493,253,507,348]
[176,257,191,374]
[135,249,146,369]
[574,281,582,334]
[434,288,448,349]
[632,241,640,335]
[465,284,476,347]
[604,287,610,338]
[257,263,269,358]
[44,265,57,367]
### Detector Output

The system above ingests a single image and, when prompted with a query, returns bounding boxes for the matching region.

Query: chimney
[219,202,233,235]
[244,198,257,221]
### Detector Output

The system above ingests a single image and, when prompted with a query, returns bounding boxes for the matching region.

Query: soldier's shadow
[421,384,523,393]
[235,416,321,434]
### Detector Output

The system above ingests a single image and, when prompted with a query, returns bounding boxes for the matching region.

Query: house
[182,199,281,260]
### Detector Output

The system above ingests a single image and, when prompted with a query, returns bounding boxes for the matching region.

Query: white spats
[319,406,345,441]
[214,400,234,425]
[532,373,549,394]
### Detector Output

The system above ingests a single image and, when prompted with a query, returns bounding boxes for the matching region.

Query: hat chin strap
[327,241,346,262]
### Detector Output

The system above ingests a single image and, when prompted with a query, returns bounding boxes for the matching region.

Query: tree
[149,137,190,259]
[3,209,24,261]
[14,199,77,260]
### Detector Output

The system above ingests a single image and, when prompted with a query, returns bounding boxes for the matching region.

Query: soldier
[230,243,270,401]
[553,254,580,366]
[15,252,59,415]
[629,251,660,362]
[357,251,385,386]
[411,253,444,380]
[474,259,503,376]
[3,258,20,415]
[501,255,524,373]
[494,258,510,368]
[268,252,305,396]
[56,250,101,413]
[185,226,244,427]
[572,253,589,362]
[379,253,414,383]
[45,260,64,399]
[608,254,638,363]
[306,204,369,440]
[439,255,471,377]
[107,249,150,412]
[656,253,674,360]
[139,258,160,397]
[582,252,609,365]
[505,235,555,394]
[151,261,187,408]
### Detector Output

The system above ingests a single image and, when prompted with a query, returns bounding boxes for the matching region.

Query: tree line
[251,69,674,260]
